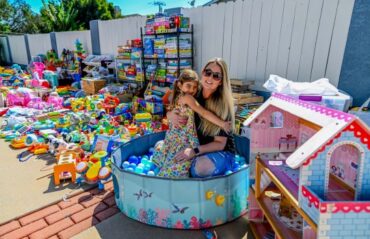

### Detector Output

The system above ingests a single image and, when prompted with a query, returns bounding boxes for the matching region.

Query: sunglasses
[203,69,223,81]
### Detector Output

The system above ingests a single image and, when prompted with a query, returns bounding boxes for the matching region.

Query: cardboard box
[81,78,106,95]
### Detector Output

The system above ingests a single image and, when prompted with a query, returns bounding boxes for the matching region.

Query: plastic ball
[144,164,151,172]
[147,171,155,176]
[122,161,130,169]
[130,163,136,168]
[138,163,145,168]
[141,158,149,165]
[135,166,143,174]
[225,170,233,175]
[126,167,134,172]
[128,155,139,164]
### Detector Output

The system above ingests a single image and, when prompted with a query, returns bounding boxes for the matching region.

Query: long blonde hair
[171,69,199,109]
[199,58,235,136]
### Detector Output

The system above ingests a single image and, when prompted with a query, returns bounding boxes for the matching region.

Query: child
[152,69,231,178]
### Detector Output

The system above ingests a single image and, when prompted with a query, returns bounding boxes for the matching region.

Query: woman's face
[201,63,223,94]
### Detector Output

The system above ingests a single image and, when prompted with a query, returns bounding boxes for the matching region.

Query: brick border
[0,181,118,239]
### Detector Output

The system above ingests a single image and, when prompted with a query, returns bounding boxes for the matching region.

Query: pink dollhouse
[244,93,370,239]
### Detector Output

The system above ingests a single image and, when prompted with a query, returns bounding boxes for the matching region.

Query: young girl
[152,69,231,178]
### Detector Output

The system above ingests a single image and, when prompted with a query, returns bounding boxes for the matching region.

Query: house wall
[249,105,299,152]
[300,155,326,198]
[299,191,320,225]
[301,130,370,201]
[319,210,370,238]
[298,122,317,146]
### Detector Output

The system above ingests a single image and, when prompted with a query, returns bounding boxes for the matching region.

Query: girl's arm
[174,136,227,162]
[179,95,231,132]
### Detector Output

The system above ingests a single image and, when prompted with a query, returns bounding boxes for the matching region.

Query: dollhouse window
[270,111,283,128]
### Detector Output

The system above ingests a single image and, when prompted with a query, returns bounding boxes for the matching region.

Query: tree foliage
[0,0,122,34]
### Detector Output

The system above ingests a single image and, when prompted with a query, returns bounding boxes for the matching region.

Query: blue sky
[26,0,210,15]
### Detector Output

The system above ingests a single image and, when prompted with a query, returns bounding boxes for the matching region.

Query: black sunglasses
[203,69,223,81]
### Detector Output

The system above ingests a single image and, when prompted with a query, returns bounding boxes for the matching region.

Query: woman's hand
[174,148,195,162]
[222,121,232,134]
[167,109,188,127]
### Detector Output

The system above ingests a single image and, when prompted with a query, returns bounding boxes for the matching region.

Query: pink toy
[244,93,370,239]
[26,97,48,110]
[31,79,50,88]
[33,62,45,79]
[47,95,63,109]
[6,90,32,107]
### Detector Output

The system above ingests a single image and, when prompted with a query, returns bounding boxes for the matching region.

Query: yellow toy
[10,136,27,149]
[71,98,86,112]
[134,112,152,123]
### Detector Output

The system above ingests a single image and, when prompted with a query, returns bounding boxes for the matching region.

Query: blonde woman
[151,69,231,178]
[169,58,235,177]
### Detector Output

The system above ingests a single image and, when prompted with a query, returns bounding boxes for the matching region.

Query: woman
[168,57,235,177]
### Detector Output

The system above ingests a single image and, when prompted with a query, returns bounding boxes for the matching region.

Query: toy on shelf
[244,93,370,239]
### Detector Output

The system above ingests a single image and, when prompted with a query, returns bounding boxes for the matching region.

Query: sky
[26,0,211,16]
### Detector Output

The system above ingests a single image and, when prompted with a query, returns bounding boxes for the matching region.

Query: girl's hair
[199,57,235,136]
[170,69,199,108]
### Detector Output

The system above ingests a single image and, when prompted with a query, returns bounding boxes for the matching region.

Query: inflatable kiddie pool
[111,132,249,229]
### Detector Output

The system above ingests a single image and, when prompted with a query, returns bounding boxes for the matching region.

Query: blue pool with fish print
[111,132,250,229]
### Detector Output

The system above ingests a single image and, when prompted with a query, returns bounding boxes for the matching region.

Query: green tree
[6,0,42,33]
[40,0,122,32]
[40,0,81,32]
[68,0,122,29]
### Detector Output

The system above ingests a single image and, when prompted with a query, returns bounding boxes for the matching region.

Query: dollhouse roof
[243,93,370,169]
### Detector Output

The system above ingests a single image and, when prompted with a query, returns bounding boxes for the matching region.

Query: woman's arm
[179,95,231,132]
[174,136,227,162]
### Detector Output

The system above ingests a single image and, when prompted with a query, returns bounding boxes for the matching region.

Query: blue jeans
[190,151,234,178]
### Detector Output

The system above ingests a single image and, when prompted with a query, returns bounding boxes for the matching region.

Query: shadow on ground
[81,208,253,239]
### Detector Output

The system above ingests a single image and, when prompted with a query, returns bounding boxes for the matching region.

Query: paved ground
[73,212,252,239]
[0,182,118,239]
[0,139,91,224]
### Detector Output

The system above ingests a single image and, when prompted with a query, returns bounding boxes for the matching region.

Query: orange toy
[28,143,49,155]
[54,153,76,185]
[103,95,119,114]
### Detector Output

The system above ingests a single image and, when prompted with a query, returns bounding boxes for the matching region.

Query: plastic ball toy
[135,166,144,174]
[128,155,139,164]
[225,170,233,175]
[147,171,155,176]
[122,161,130,169]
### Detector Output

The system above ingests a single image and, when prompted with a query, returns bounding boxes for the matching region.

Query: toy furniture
[243,93,370,239]
[54,153,76,185]
[111,132,250,229]
[54,144,80,185]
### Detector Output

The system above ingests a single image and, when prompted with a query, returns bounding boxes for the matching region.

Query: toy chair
[54,153,76,185]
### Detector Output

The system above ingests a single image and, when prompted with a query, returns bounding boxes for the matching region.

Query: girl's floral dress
[152,96,199,178]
